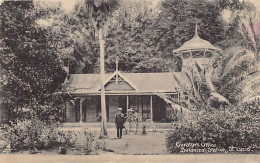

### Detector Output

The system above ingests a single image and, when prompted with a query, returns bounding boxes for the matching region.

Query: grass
[101,130,168,155]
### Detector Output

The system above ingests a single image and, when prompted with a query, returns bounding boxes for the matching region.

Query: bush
[3,118,101,154]
[58,130,77,147]
[142,124,147,135]
[83,129,96,154]
[166,103,260,153]
[58,130,78,154]
[4,117,60,151]
[68,129,103,155]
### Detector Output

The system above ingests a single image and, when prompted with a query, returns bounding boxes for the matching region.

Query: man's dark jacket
[115,112,124,128]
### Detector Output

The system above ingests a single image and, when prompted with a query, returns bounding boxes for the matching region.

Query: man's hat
[118,108,123,111]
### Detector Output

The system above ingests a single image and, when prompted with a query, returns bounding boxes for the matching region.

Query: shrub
[58,130,77,150]
[58,130,78,154]
[4,118,101,154]
[142,124,147,135]
[70,129,101,155]
[166,103,260,153]
[84,129,96,154]
[4,117,60,151]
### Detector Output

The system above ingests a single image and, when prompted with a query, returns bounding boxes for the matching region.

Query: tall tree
[0,1,66,122]
[84,0,119,137]
[157,0,226,56]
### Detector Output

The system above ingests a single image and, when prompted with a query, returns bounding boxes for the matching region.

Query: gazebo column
[79,98,83,123]
[150,95,153,122]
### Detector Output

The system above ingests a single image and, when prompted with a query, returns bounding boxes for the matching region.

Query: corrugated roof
[123,73,177,92]
[64,71,191,94]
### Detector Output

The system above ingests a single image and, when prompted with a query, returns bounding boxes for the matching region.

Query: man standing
[115,108,124,139]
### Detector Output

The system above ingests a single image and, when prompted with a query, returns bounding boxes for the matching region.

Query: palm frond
[156,93,190,112]
[232,74,260,102]
[183,71,202,101]
[221,47,247,78]
[173,74,184,89]
[207,92,231,107]
[240,95,260,105]
[223,63,258,89]
[194,61,205,82]
[85,0,119,24]
[203,62,217,92]
[220,52,257,89]
[240,76,260,95]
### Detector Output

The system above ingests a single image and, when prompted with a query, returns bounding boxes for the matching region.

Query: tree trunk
[99,28,108,138]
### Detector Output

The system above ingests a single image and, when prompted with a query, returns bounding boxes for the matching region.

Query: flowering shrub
[166,103,260,153]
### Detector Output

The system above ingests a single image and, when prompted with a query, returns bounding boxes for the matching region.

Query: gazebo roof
[173,25,221,54]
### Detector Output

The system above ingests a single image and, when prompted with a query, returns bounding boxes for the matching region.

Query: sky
[0,0,258,13]
[57,0,260,14]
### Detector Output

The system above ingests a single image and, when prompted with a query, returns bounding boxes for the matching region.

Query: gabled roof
[63,71,191,95]
[97,71,139,91]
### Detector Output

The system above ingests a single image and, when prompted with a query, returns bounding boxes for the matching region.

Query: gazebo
[173,25,221,69]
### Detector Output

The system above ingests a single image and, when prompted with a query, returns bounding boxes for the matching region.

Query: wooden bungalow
[61,70,190,123]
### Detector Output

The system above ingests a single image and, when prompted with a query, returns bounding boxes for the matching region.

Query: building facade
[61,71,190,123]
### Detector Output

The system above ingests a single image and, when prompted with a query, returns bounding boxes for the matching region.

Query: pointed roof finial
[195,23,198,37]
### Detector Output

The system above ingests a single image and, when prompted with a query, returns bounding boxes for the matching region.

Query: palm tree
[213,46,260,105]
[85,0,119,138]
[165,45,260,111]
[189,46,260,108]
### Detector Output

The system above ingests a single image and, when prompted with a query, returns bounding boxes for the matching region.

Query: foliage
[63,129,105,155]
[158,0,226,54]
[213,47,260,105]
[58,130,78,150]
[217,0,260,57]
[142,124,147,135]
[83,129,96,154]
[3,117,60,151]
[0,1,66,123]
[58,129,101,155]
[170,45,260,111]
[125,109,141,133]
[166,102,260,153]
[2,117,102,154]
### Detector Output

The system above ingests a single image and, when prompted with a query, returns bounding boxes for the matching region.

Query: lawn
[101,130,168,155]
[60,128,169,155]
